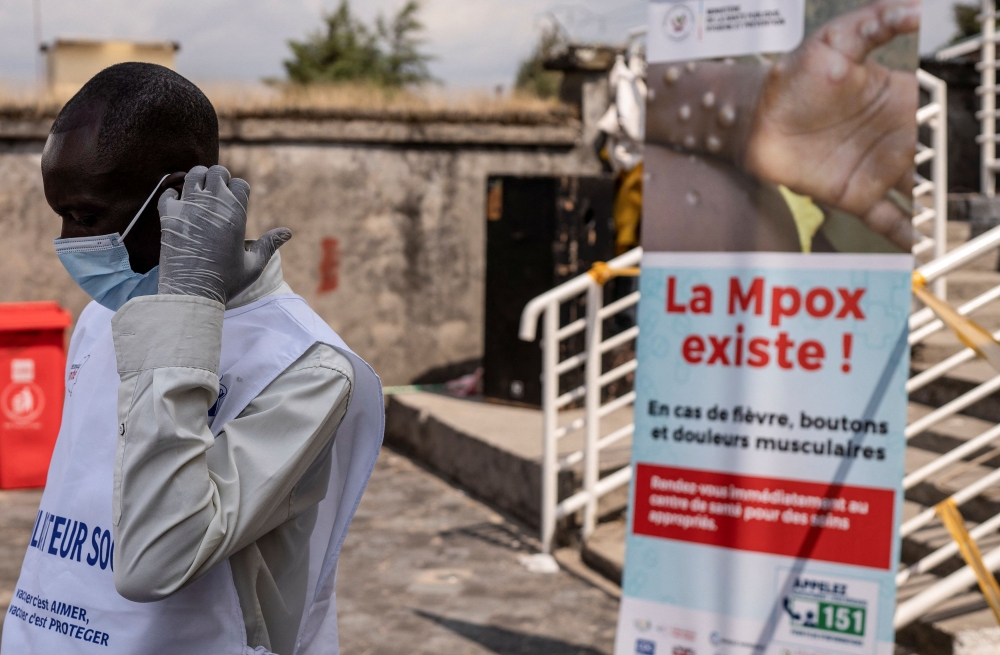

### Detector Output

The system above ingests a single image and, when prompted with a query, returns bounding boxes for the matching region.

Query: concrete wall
[0,114,597,384]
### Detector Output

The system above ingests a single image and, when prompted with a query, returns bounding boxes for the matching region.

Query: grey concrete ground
[0,449,620,653]
[337,449,619,655]
[0,488,41,628]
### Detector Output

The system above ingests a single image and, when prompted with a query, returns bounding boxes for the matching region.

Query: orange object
[0,302,72,489]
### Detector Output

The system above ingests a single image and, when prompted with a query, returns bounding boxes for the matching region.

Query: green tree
[284,0,432,87]
[952,3,980,43]
[514,26,564,99]
[376,1,433,86]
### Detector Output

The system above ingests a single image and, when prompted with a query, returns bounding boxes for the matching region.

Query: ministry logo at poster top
[648,0,804,63]
[663,3,695,41]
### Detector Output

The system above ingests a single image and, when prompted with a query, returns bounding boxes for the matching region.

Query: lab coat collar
[227,246,291,310]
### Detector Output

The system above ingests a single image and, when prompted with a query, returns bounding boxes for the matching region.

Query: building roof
[40,37,180,52]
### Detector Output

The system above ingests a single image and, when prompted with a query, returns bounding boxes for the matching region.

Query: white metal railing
[894,220,1000,629]
[940,1,998,199]
[915,69,949,299]
[519,248,642,553]
[894,14,1000,625]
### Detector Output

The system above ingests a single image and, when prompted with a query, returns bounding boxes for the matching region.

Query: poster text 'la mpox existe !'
[615,1,919,654]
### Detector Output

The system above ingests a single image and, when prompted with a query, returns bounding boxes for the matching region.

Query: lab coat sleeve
[109,294,353,603]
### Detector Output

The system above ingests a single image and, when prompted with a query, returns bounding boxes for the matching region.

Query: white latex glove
[157,165,292,305]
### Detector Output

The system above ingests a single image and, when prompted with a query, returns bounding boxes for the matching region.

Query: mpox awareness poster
[615,2,919,655]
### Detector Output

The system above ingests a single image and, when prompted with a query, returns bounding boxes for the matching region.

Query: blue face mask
[53,174,170,312]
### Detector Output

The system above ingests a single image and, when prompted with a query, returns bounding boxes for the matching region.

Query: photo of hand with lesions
[642,0,920,254]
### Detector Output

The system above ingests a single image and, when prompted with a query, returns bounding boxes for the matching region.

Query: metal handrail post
[933,74,949,299]
[541,304,560,553]
[582,281,604,541]
[984,0,997,197]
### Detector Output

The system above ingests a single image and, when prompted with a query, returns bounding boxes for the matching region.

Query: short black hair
[51,62,219,170]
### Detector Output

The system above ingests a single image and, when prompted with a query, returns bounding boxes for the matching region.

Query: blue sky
[0,0,960,89]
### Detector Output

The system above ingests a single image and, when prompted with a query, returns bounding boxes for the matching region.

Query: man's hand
[157,165,292,305]
[744,0,920,249]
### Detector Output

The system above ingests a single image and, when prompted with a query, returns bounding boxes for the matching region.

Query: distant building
[41,38,180,98]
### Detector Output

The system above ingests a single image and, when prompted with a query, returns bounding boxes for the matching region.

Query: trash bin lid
[0,302,72,332]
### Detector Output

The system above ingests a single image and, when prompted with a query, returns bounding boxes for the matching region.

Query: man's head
[42,63,219,273]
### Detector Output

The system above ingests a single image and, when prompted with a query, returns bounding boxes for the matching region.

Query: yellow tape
[588,261,640,286]
[936,499,1000,626]
[912,273,1000,372]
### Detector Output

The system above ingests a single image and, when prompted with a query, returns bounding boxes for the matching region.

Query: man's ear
[162,171,187,198]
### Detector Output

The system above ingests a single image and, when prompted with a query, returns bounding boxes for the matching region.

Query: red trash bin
[0,301,72,489]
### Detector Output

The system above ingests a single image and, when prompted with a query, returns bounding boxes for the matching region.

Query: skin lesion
[743,0,920,249]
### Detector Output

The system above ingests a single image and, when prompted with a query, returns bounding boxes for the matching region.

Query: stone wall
[0,113,598,384]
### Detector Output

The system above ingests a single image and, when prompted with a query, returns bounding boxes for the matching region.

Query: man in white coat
[1,62,383,654]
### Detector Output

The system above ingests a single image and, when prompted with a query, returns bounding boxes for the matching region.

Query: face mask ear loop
[121,173,171,241]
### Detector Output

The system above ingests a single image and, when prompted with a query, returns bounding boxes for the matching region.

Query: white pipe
[903,422,1000,489]
[917,226,1000,282]
[560,450,584,470]
[519,247,642,342]
[895,541,1000,628]
[909,283,1000,345]
[553,416,585,440]
[556,318,587,341]
[598,424,634,450]
[594,465,632,496]
[897,511,1000,586]
[598,359,639,387]
[907,324,1000,392]
[913,181,935,197]
[936,36,984,61]
[556,465,634,519]
[930,72,948,299]
[916,223,1000,285]
[904,374,1000,439]
[555,350,588,375]
[541,306,559,553]
[582,283,604,541]
[599,390,636,418]
[599,291,640,320]
[555,384,586,409]
[983,0,996,197]
[900,465,1000,537]
[907,347,978,393]
[600,325,640,354]
[915,103,940,125]
[913,237,935,257]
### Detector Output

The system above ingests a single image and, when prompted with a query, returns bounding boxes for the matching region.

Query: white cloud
[919,0,958,55]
